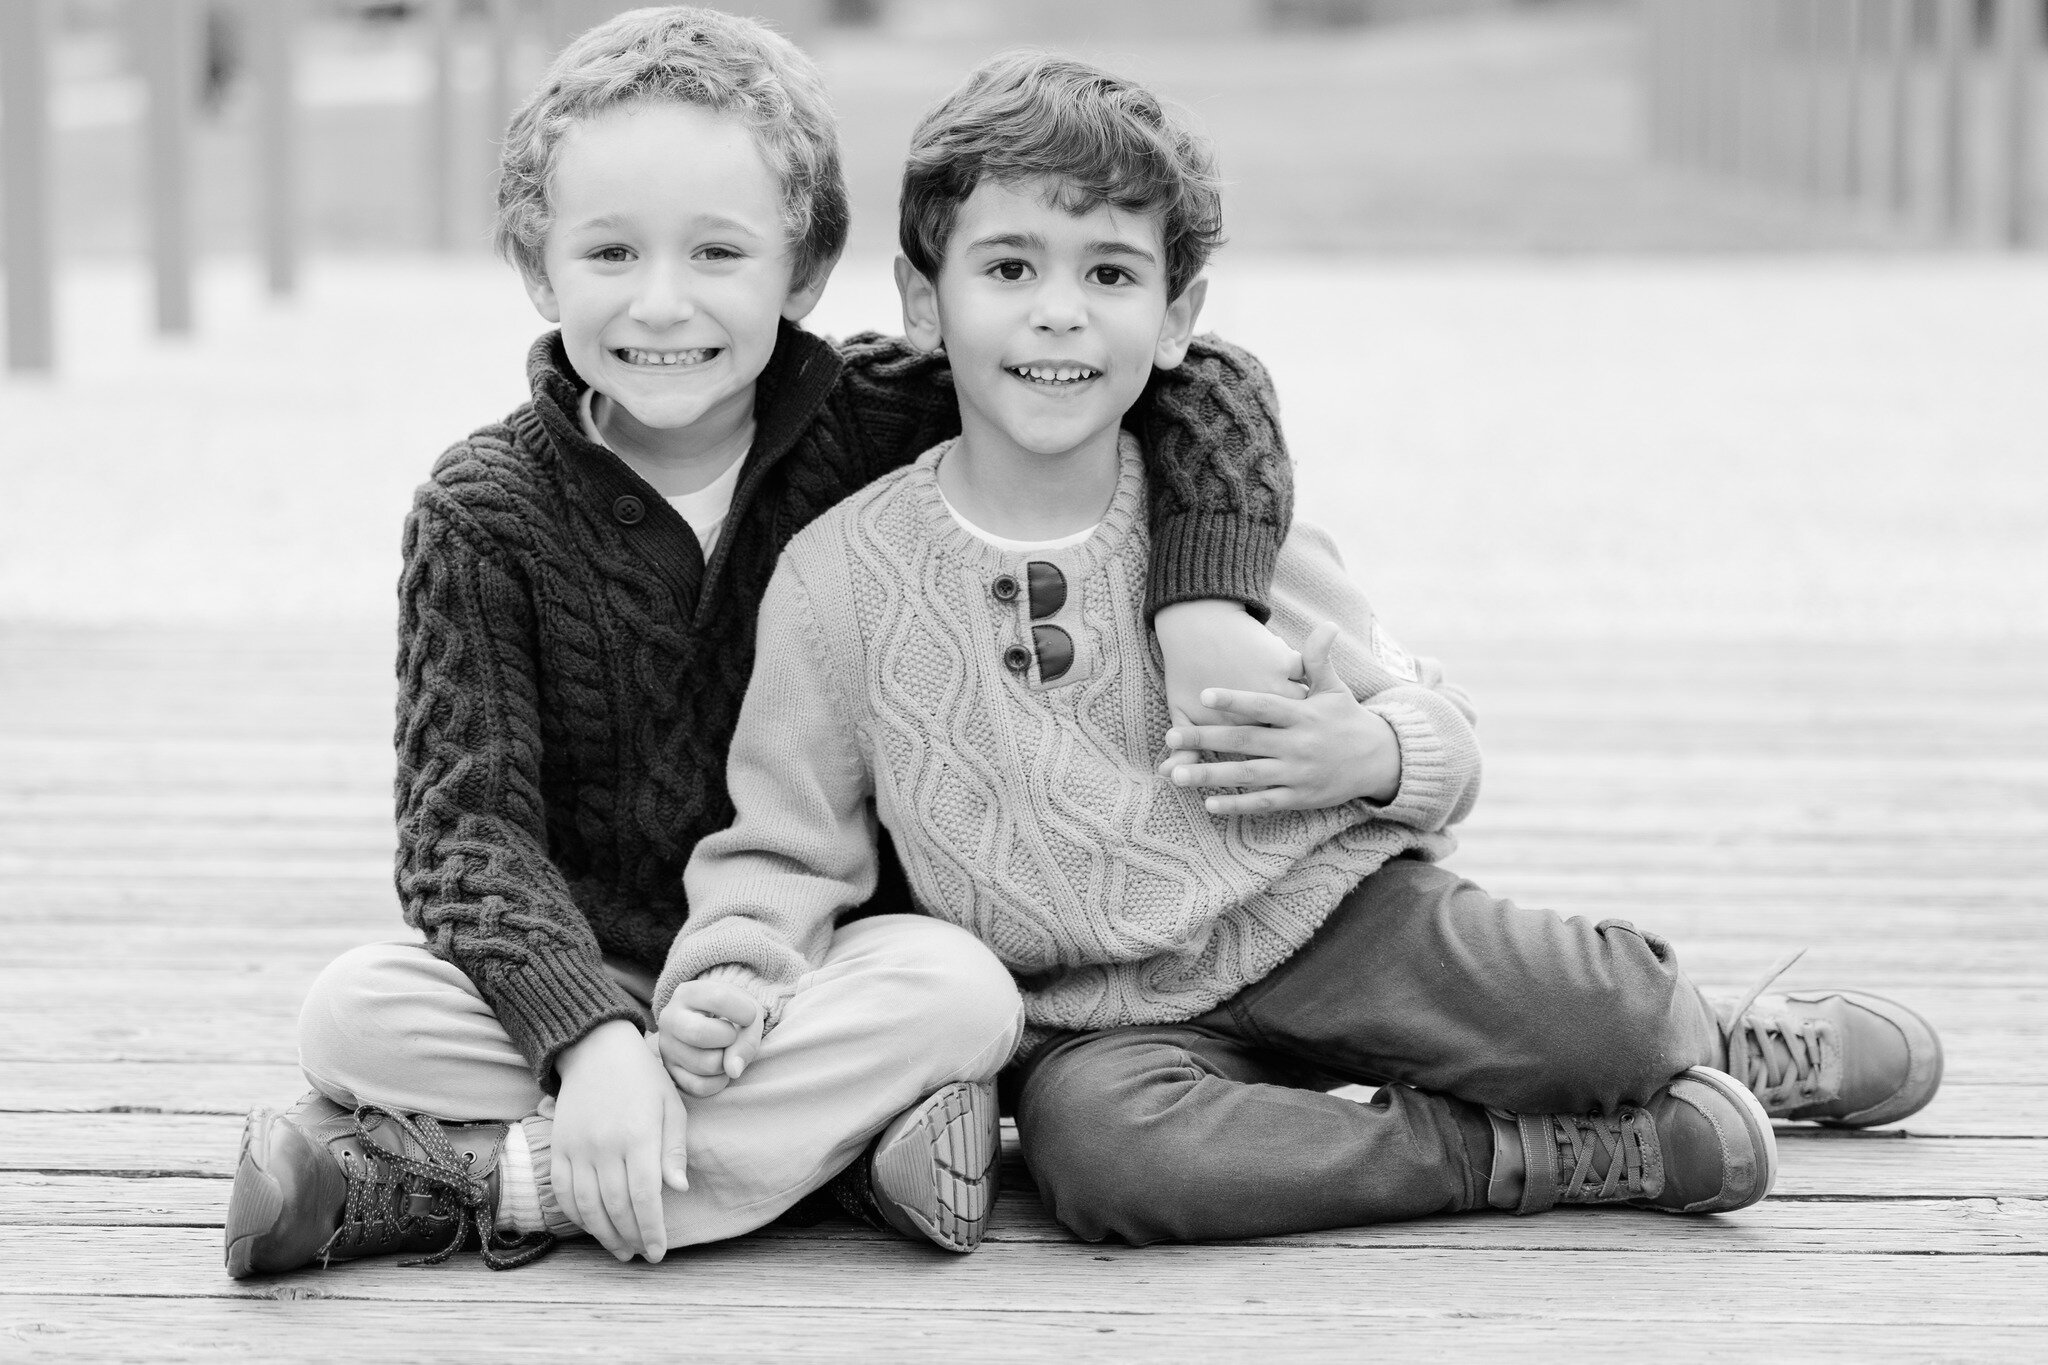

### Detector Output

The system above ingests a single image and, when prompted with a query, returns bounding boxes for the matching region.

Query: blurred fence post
[1882,0,1912,212]
[1935,0,1970,232]
[1841,0,1865,198]
[3,0,55,371]
[140,0,198,334]
[425,0,458,250]
[487,0,520,217]
[1996,0,2042,244]
[252,0,299,296]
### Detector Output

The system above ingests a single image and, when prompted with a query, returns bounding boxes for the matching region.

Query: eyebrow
[967,231,1158,264]
[568,212,767,236]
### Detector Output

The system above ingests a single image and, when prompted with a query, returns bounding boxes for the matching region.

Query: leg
[1012,1024,1493,1245]
[573,914,1022,1247]
[1216,858,1725,1115]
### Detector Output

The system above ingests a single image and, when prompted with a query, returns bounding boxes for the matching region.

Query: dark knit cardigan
[395,321,1293,1089]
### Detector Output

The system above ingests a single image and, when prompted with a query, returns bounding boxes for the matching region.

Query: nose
[1028,275,1087,334]
[628,258,697,329]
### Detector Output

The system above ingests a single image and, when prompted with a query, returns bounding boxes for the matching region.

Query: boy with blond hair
[656,52,1943,1243]
[223,9,1304,1277]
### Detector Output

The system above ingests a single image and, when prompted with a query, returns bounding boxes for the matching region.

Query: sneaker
[1494,1066,1778,1216]
[223,1093,555,1279]
[830,1080,1001,1253]
[1717,951,1944,1127]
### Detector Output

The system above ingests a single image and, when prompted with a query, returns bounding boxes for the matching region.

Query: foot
[831,1080,1002,1252]
[1492,1066,1778,1216]
[223,1093,553,1279]
[1717,958,1943,1127]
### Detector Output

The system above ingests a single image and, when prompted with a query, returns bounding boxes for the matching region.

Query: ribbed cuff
[520,1113,585,1239]
[1364,696,1464,831]
[478,953,650,1095]
[1145,512,1283,624]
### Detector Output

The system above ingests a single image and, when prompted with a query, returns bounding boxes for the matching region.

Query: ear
[1152,275,1208,370]
[781,249,842,323]
[894,254,944,353]
[522,265,561,325]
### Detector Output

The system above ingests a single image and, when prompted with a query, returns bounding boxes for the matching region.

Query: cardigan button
[991,574,1019,603]
[612,495,645,526]
[1002,644,1032,674]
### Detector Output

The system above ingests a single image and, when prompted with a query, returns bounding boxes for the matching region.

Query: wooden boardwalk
[3,622,2043,1361]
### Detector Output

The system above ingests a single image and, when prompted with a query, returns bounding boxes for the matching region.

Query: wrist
[557,1018,643,1079]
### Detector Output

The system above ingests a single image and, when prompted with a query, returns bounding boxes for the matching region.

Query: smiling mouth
[1006,363,1101,386]
[616,347,719,368]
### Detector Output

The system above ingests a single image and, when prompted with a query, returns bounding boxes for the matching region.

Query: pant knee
[1524,918,1705,1105]
[866,919,1023,1075]
[296,941,445,1085]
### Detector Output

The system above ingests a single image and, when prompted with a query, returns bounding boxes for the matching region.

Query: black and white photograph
[1,0,2042,1358]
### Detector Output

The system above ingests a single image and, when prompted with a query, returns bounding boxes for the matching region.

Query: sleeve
[1269,524,1482,833]
[828,332,965,484]
[393,489,646,1093]
[1129,334,1296,623]
[653,560,880,1027]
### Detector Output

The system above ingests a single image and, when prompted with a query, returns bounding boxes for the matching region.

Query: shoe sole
[869,1080,1001,1253]
[223,1108,286,1279]
[1677,1065,1779,1213]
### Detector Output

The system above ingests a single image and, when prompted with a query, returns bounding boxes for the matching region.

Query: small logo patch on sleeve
[1370,620,1419,682]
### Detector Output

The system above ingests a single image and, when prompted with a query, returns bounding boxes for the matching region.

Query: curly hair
[495,6,847,291]
[898,51,1224,301]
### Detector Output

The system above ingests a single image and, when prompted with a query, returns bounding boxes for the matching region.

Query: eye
[1088,265,1131,287]
[590,245,633,264]
[988,259,1029,282]
[698,245,743,262]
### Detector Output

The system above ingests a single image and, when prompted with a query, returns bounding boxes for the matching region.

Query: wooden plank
[2,1296,2042,1364]
[0,1061,310,1114]
[11,1172,2048,1261]
[7,1228,2048,1325]
[1,0,55,372]
[7,1112,2044,1199]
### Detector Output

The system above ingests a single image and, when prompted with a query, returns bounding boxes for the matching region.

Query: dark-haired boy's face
[900,177,1201,463]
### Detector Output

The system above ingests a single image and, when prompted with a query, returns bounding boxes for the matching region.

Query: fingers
[677,981,762,1031]
[1170,758,1282,792]
[664,1010,741,1050]
[626,1141,668,1263]
[1300,622,1346,695]
[726,1014,766,1079]
[1162,723,1285,759]
[1198,786,1317,816]
[671,1065,731,1099]
[1193,688,1302,727]
[660,1087,691,1195]
[562,1160,628,1261]
[597,1162,641,1263]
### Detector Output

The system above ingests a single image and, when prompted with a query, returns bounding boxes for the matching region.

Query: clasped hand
[1159,620,1402,813]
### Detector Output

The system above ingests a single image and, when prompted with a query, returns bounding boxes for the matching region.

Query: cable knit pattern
[660,435,1481,1056]
[393,322,1292,1090]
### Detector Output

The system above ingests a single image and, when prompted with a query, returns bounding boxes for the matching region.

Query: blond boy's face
[899,177,1203,462]
[525,101,825,439]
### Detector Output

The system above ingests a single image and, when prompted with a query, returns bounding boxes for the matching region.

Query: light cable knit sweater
[656,435,1481,1054]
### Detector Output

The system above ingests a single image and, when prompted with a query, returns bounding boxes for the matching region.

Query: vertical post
[1842,0,1866,198]
[1936,0,1971,232]
[3,0,55,371]
[425,0,458,250]
[1708,0,1741,171]
[140,0,197,334]
[252,0,298,296]
[1804,0,1830,193]
[1995,0,2042,244]
[486,0,519,222]
[1883,0,1914,213]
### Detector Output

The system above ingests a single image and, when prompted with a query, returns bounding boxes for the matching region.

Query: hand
[656,979,766,1100]
[1152,599,1306,775]
[551,1019,690,1263]
[1161,622,1401,814]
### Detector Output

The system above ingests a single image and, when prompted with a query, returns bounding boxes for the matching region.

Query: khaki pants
[297,915,1023,1248]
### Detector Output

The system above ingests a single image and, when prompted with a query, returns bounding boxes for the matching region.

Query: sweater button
[1002,644,1032,673]
[991,574,1019,602]
[612,495,645,526]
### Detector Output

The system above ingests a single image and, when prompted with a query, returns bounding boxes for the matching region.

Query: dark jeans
[1005,857,1724,1245]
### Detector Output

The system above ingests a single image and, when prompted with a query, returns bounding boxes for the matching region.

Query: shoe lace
[1552,1106,1656,1203]
[1721,949,1828,1101]
[318,1105,556,1272]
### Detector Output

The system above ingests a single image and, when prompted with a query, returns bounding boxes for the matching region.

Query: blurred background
[1,0,2043,639]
